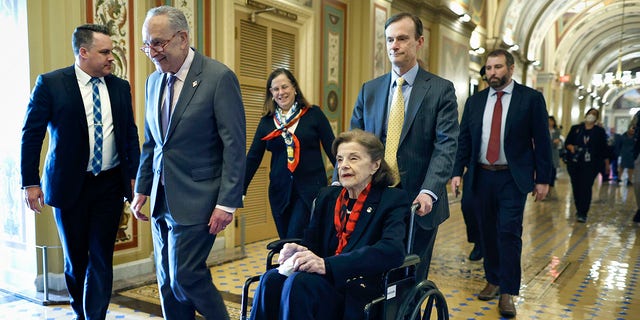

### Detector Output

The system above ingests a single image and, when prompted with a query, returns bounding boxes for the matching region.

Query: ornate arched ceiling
[500,0,640,91]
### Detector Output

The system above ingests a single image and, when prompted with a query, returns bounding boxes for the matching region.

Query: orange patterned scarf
[261,105,308,172]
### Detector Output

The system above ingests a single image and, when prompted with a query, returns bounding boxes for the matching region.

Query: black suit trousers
[567,162,600,217]
[474,168,527,295]
[52,167,123,320]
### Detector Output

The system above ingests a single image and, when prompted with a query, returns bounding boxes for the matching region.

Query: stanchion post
[240,214,246,256]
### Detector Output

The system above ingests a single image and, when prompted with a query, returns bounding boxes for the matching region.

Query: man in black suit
[21,24,140,319]
[452,49,552,318]
[350,12,459,283]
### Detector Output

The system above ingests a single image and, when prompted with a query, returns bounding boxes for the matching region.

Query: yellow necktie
[385,77,404,186]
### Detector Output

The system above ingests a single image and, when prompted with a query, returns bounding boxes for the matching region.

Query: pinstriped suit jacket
[351,68,459,230]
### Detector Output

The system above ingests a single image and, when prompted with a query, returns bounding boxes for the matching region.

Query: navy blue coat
[244,105,335,217]
[21,66,140,209]
[453,81,552,193]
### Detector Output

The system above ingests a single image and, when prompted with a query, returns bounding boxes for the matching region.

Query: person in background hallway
[129,6,245,320]
[609,126,621,183]
[455,153,483,262]
[453,66,489,262]
[244,68,335,239]
[548,116,562,199]
[249,129,408,320]
[452,49,551,318]
[21,24,140,320]
[480,65,488,82]
[564,108,609,223]
[631,111,640,222]
[618,124,636,185]
[350,12,459,284]
[633,149,640,222]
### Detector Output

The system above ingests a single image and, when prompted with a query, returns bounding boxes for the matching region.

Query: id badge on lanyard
[583,135,591,162]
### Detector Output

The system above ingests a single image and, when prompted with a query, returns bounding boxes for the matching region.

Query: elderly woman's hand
[278,243,307,264]
[291,250,326,275]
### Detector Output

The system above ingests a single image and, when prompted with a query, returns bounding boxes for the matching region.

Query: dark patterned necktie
[162,74,176,137]
[90,77,102,175]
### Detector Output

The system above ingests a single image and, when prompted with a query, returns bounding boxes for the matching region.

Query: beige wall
[27,0,86,274]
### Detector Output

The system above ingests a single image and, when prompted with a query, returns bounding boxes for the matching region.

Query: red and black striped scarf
[333,183,372,255]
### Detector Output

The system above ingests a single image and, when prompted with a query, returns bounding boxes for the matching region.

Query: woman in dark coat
[249,129,409,320]
[565,108,610,222]
[245,68,336,238]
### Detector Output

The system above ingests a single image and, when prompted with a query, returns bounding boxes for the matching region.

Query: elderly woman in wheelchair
[249,129,410,320]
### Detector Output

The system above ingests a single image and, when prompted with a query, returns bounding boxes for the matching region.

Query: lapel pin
[192,80,198,87]
[366,207,373,213]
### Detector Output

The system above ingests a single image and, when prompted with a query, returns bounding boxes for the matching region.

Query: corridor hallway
[1,171,639,319]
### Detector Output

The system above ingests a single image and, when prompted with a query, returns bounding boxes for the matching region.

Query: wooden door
[234,13,298,244]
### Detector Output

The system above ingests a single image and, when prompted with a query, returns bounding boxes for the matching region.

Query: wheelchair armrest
[266,238,302,251]
[265,238,302,270]
[382,254,421,285]
[398,254,420,268]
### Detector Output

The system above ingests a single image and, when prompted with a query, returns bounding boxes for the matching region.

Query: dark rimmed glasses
[140,31,181,54]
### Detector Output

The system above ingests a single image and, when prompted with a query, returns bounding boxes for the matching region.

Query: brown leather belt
[478,163,509,171]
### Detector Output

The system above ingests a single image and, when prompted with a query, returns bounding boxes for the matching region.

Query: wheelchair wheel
[395,280,449,320]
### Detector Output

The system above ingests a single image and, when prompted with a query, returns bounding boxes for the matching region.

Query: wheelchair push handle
[407,203,420,254]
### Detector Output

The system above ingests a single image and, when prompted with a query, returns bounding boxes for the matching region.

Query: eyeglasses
[140,31,181,54]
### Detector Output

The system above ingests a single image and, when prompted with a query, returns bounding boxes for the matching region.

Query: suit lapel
[153,74,167,144]
[473,90,490,140]
[104,75,119,134]
[342,187,383,253]
[371,74,391,138]
[62,67,89,138]
[165,51,204,141]
[505,82,521,137]
[402,69,429,143]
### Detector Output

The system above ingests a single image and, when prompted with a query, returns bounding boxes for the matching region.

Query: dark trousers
[461,180,480,244]
[250,269,343,320]
[53,167,123,320]
[152,185,229,320]
[411,226,438,283]
[567,163,600,217]
[274,191,310,239]
[549,166,557,187]
[474,168,527,295]
[611,156,619,179]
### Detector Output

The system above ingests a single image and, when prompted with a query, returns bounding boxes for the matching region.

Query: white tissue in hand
[278,256,295,276]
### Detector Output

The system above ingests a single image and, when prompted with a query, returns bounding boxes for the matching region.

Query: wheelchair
[240,204,449,320]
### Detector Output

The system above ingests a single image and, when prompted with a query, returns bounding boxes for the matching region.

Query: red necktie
[486,91,504,164]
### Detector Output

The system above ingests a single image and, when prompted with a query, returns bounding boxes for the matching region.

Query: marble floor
[1,170,639,319]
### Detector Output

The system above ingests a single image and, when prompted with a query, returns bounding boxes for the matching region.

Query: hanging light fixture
[591,0,639,89]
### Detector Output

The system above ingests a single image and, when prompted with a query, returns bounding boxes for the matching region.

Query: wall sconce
[469,46,485,56]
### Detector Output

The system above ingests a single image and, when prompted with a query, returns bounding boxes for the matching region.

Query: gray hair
[145,6,189,34]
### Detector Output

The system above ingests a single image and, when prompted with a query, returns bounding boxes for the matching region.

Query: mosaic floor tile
[1,171,639,319]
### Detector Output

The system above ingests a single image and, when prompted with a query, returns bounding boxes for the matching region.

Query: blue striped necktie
[90,77,102,175]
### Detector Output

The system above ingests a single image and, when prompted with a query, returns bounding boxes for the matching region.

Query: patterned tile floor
[1,170,639,319]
